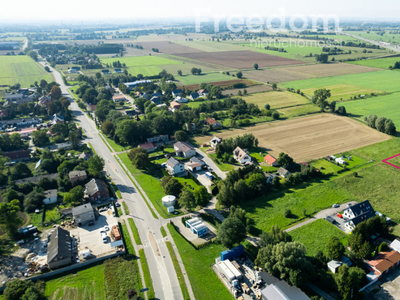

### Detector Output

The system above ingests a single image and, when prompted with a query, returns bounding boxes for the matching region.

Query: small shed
[43,189,58,205]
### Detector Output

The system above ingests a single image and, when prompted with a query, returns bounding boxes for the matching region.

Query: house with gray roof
[47,227,72,269]
[165,157,185,175]
[85,178,109,202]
[69,170,87,186]
[72,203,95,225]
[174,141,196,158]
[259,272,310,300]
[43,189,58,205]
[278,167,291,178]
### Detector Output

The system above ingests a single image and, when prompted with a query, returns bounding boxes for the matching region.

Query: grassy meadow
[348,56,400,69]
[243,90,309,109]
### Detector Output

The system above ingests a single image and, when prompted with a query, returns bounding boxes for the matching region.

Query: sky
[1,0,399,22]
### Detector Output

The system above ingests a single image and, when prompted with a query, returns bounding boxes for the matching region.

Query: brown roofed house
[233,147,251,164]
[264,154,278,167]
[205,117,221,129]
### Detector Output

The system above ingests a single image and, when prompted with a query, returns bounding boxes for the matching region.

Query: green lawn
[289,219,349,257]
[281,70,400,93]
[44,264,106,300]
[311,159,342,174]
[128,218,142,245]
[0,56,54,88]
[119,153,142,175]
[176,72,233,86]
[167,224,234,300]
[277,104,320,118]
[348,57,400,69]
[208,152,235,171]
[100,55,182,76]
[100,133,130,152]
[175,177,200,189]
[139,249,155,299]
[244,138,400,234]
[344,92,400,127]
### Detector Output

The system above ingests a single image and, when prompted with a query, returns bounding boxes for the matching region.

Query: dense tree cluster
[364,114,396,135]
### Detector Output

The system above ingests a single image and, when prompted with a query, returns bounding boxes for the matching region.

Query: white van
[101,232,108,243]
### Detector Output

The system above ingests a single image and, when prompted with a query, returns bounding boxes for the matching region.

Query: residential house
[114,68,122,73]
[71,66,81,71]
[151,96,162,105]
[205,117,221,129]
[101,69,110,74]
[187,162,202,172]
[174,96,189,103]
[43,189,58,205]
[190,156,205,166]
[233,147,251,164]
[123,80,152,91]
[344,211,375,232]
[185,122,196,131]
[165,157,185,175]
[210,136,222,148]
[343,200,375,231]
[197,89,208,97]
[47,227,72,269]
[174,141,196,158]
[3,150,30,162]
[146,135,169,143]
[38,94,52,106]
[138,142,157,152]
[327,256,353,273]
[78,152,91,160]
[68,69,76,74]
[368,251,400,278]
[72,203,95,226]
[170,101,182,111]
[259,272,310,300]
[50,114,64,124]
[153,92,163,98]
[141,92,151,100]
[69,170,87,186]
[112,94,126,102]
[335,157,347,165]
[264,154,278,167]
[172,89,183,97]
[189,92,199,100]
[85,179,109,202]
[278,167,291,178]
[264,172,277,184]
[0,117,41,130]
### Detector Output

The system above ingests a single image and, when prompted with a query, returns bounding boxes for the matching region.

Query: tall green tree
[313,89,331,111]
[88,155,105,178]
[253,63,259,70]
[334,265,365,300]
[326,236,345,260]
[218,217,246,249]
[178,188,196,211]
[0,200,22,239]
[259,225,292,248]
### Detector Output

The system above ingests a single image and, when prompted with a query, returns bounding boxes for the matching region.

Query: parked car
[332,204,340,208]
[347,203,352,207]
[103,226,109,231]
[115,203,121,207]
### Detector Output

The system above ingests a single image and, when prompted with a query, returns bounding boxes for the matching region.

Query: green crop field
[167,224,234,300]
[277,104,320,118]
[176,72,233,85]
[348,57,400,69]
[301,84,384,102]
[244,91,309,109]
[242,138,400,234]
[281,70,400,93]
[289,219,349,257]
[0,56,53,88]
[345,30,400,45]
[343,92,400,127]
[100,55,182,76]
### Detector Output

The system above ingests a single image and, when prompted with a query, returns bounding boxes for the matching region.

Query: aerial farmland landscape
[1,1,400,300]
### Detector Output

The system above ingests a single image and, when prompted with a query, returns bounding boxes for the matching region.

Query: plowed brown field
[194,114,391,162]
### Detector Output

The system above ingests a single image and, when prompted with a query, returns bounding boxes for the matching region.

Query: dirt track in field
[194,114,391,162]
[174,51,305,69]
[243,63,381,83]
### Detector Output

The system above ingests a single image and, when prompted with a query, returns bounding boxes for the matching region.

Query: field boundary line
[382,153,400,169]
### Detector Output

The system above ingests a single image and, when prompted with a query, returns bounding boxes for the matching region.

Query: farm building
[205,117,221,129]
[264,154,278,167]
[146,135,169,143]
[174,141,196,158]
[138,142,157,152]
[43,189,58,205]
[210,136,222,148]
[233,147,251,164]
[85,179,109,202]
[368,251,400,278]
[47,227,72,269]
[165,157,185,175]
[278,167,291,178]
[3,150,30,162]
[72,203,95,226]
[69,170,87,186]
[335,157,347,165]
[185,217,208,237]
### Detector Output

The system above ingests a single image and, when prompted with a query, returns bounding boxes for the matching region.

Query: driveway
[188,169,214,193]
[285,201,358,232]
[194,147,226,180]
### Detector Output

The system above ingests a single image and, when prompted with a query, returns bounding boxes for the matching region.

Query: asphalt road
[340,32,400,53]
[41,61,183,300]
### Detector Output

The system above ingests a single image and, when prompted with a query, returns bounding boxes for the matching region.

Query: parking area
[188,169,214,192]
[366,266,400,299]
[70,208,119,258]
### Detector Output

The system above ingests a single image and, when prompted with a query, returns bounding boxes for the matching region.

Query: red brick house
[85,179,109,201]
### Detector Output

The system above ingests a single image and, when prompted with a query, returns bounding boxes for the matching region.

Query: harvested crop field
[243,91,309,109]
[243,63,380,83]
[180,79,256,90]
[135,41,202,54]
[193,114,391,162]
[174,51,305,69]
[223,84,272,96]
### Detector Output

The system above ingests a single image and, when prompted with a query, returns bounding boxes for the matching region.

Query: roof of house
[278,167,290,177]
[190,92,199,98]
[172,89,183,94]
[3,150,30,160]
[188,162,202,169]
[151,96,161,104]
[174,141,194,153]
[51,114,64,122]
[210,136,222,144]
[346,200,373,217]
[44,189,58,199]
[15,173,58,184]
[170,101,181,108]
[264,154,277,164]
[260,272,310,300]
[85,179,108,197]
[78,152,91,159]
[205,117,219,125]
[348,210,375,226]
[47,227,72,264]
[139,142,156,150]
[190,157,203,164]
[390,238,400,252]
[72,203,93,216]
[198,89,207,94]
[68,170,87,180]
[233,147,248,161]
[88,104,96,111]
[368,251,400,273]
[112,94,126,101]
[166,157,182,168]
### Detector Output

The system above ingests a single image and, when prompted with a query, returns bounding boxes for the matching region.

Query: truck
[111,225,121,241]
[205,172,215,180]
[217,261,235,283]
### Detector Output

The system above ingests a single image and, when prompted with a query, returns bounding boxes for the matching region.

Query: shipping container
[112,225,121,240]
[224,260,242,280]
[221,244,244,261]
[217,261,235,282]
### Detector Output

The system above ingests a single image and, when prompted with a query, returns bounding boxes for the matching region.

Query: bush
[284,209,292,218]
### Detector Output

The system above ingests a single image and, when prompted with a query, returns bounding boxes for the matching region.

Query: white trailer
[224,260,242,280]
[217,261,235,282]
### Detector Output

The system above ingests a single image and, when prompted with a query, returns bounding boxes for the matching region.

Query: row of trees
[364,114,396,135]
